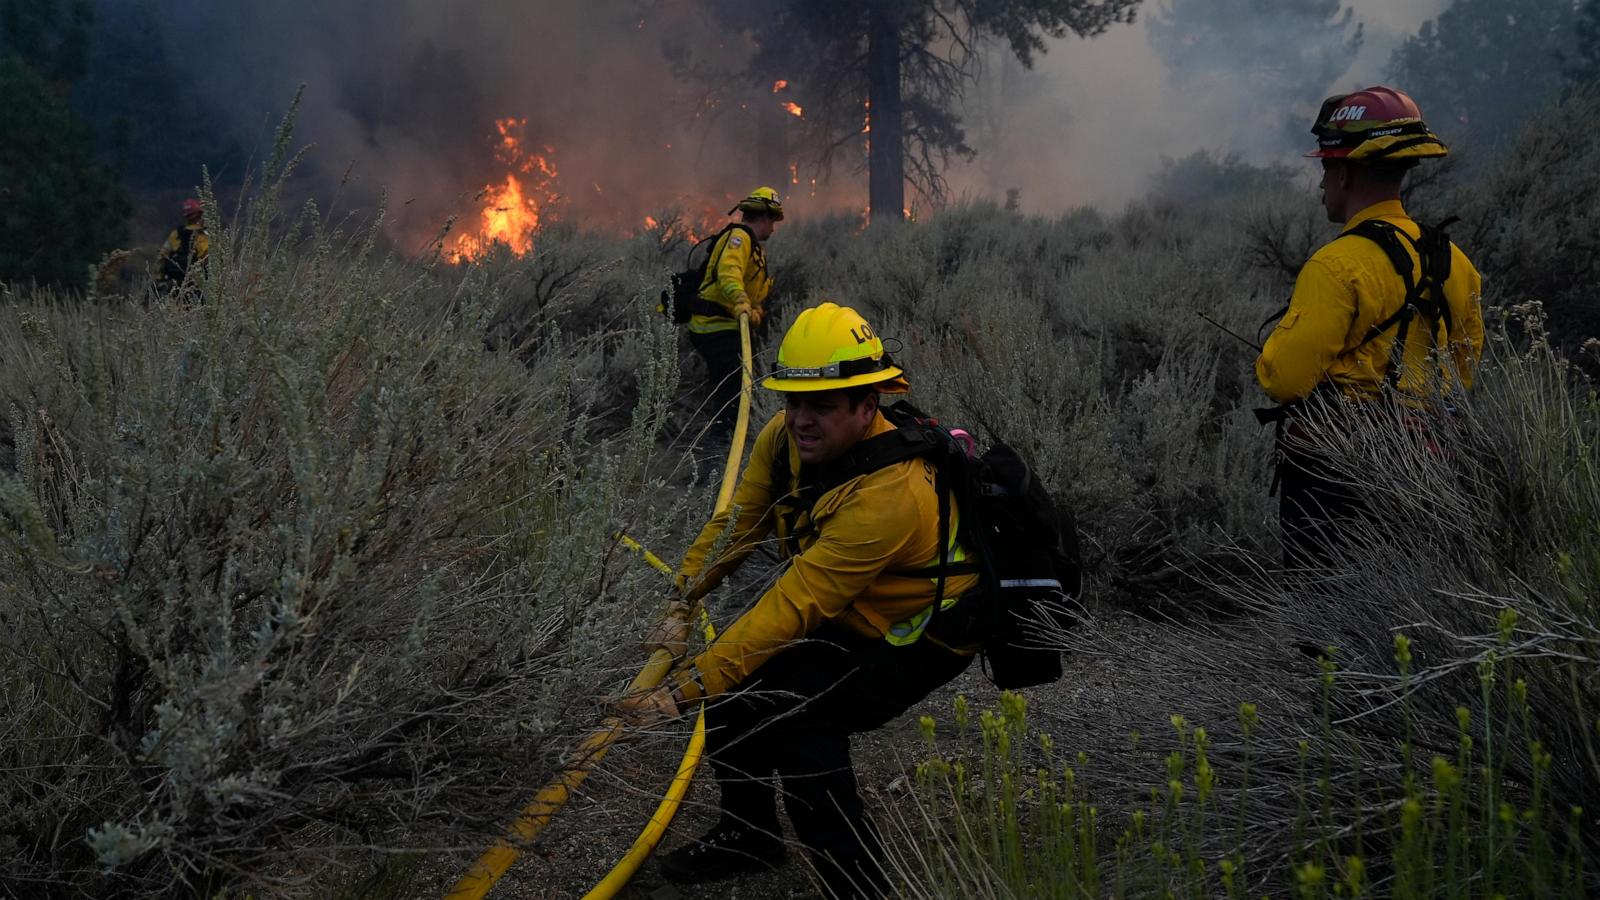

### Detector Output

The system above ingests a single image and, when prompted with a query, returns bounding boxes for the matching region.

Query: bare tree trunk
[867,1,904,225]
[756,93,789,190]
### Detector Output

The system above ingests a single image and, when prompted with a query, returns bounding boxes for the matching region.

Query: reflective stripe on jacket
[689,226,771,334]
[675,410,978,698]
[1255,200,1484,404]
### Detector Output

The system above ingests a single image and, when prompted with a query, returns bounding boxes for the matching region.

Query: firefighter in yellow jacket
[1256,86,1484,566]
[620,302,978,898]
[689,187,779,454]
[157,198,210,292]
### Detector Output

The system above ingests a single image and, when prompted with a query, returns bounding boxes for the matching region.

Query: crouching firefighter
[1255,85,1484,568]
[619,302,967,897]
[617,301,1081,897]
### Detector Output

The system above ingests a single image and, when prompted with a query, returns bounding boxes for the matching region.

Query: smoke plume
[146,0,1452,239]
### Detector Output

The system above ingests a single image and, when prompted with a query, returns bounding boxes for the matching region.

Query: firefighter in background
[1256,85,1484,567]
[157,198,210,292]
[689,186,780,455]
[619,302,978,898]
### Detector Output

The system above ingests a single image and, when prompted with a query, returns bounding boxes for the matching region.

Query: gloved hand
[642,599,693,658]
[731,297,753,321]
[748,305,765,329]
[607,684,681,728]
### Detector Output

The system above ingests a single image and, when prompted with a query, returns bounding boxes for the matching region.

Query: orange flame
[781,101,804,118]
[789,161,799,185]
[772,79,789,93]
[452,118,559,263]
[643,215,659,229]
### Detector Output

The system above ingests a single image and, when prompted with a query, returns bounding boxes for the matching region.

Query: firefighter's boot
[658,821,787,883]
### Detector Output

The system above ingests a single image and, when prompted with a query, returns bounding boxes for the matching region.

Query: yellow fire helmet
[730,186,785,220]
[762,301,909,393]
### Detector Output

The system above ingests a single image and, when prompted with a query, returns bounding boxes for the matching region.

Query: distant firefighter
[1255,86,1484,568]
[157,198,210,291]
[688,186,781,455]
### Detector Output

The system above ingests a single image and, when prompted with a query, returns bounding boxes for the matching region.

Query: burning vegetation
[450,119,560,263]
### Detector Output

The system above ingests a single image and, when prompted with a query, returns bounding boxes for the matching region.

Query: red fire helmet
[1307,85,1448,162]
[182,198,204,218]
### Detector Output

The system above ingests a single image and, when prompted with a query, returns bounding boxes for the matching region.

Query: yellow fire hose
[447,314,754,899]
[579,315,754,898]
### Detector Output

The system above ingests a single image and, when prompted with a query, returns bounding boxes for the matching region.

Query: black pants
[1277,422,1361,570]
[688,329,742,446]
[704,628,973,898]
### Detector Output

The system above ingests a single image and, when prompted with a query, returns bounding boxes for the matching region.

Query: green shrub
[902,649,1589,898]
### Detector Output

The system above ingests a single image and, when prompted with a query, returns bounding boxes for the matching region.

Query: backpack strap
[769,412,950,563]
[1341,217,1457,389]
[687,224,759,318]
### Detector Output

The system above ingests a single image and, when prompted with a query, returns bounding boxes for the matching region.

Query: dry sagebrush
[0,152,688,896]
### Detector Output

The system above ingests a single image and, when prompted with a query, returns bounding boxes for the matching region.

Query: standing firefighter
[689,187,780,452]
[620,302,979,898]
[158,198,210,292]
[1255,86,1484,567]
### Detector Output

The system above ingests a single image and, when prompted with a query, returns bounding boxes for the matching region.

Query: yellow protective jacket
[672,410,978,700]
[1256,200,1484,404]
[689,224,771,334]
[159,223,210,280]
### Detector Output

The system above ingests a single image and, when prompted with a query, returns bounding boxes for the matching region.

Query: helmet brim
[760,366,907,393]
[731,202,784,220]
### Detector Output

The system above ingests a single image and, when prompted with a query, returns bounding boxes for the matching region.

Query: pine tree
[1387,0,1579,153]
[700,0,1140,223]
[0,0,128,288]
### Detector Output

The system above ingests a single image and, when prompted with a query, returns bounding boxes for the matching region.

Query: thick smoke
[158,0,800,245]
[147,0,1451,236]
[948,0,1452,210]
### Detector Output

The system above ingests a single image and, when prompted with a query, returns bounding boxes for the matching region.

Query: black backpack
[771,401,1083,689]
[658,224,755,324]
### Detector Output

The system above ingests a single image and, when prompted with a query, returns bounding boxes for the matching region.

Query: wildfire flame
[781,101,804,118]
[452,118,559,262]
[772,79,789,93]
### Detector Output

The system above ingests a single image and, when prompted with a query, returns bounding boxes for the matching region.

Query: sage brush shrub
[1267,330,1600,866]
[881,329,1600,897]
[1417,86,1600,349]
[901,678,1590,899]
[0,165,686,896]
